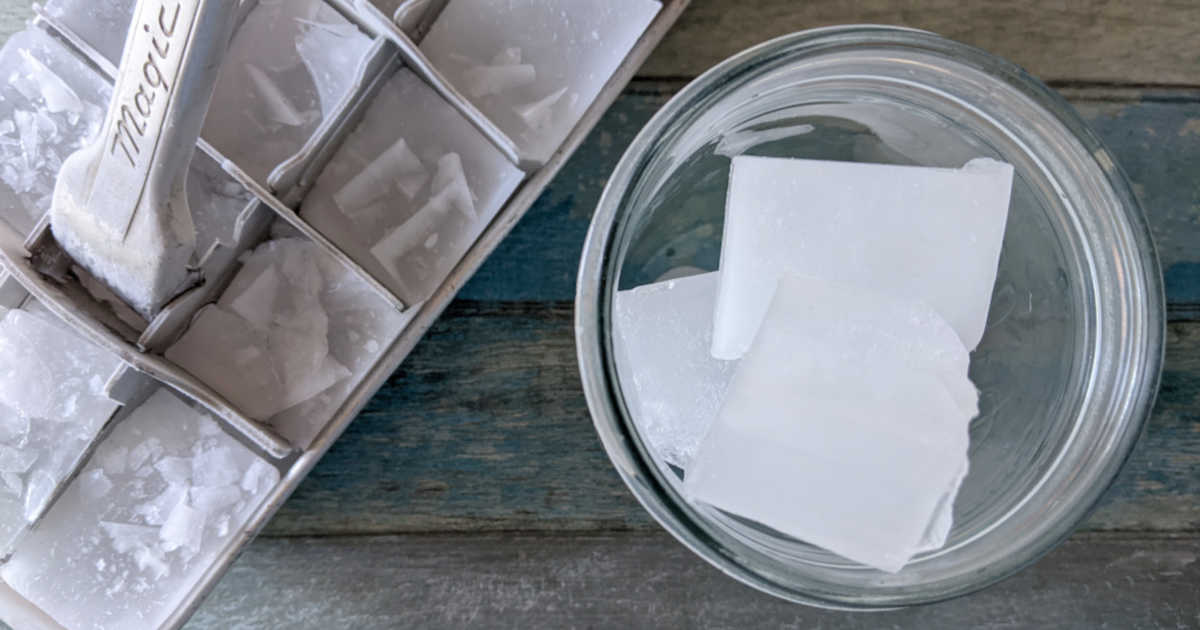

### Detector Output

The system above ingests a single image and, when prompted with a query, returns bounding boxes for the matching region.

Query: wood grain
[263,304,1200,536]
[642,0,1200,86]
[0,2,1194,627]
[0,0,1193,542]
[185,532,1200,629]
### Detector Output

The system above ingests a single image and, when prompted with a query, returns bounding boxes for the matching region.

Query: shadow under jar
[575,25,1164,608]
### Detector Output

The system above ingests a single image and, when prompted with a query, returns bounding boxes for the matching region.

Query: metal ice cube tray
[0,1,685,628]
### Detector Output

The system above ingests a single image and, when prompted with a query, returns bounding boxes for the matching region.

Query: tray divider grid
[265,36,393,196]
[0,221,294,459]
[333,0,531,169]
[207,143,410,313]
[0,1,691,626]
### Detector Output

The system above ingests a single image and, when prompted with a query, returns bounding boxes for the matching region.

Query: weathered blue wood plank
[459,85,673,302]
[187,532,1200,630]
[1082,97,1200,320]
[460,86,1200,320]
[10,1,1200,86]
[263,304,1200,535]
[268,302,652,535]
[641,0,1200,86]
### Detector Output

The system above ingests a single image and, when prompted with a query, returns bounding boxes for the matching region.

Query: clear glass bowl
[575,26,1164,608]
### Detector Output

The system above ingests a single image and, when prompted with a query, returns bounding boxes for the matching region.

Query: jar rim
[575,25,1164,608]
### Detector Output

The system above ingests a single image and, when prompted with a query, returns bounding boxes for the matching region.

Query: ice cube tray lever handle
[49,0,239,319]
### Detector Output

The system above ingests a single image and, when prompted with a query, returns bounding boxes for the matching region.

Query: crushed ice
[2,389,280,630]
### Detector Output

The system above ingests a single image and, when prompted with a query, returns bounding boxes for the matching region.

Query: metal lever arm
[51,0,239,318]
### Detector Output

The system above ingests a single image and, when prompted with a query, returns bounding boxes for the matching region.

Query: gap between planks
[640,0,1200,86]
[184,530,1200,630]
[260,311,1200,536]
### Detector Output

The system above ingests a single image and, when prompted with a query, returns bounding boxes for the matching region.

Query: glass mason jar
[575,26,1164,608]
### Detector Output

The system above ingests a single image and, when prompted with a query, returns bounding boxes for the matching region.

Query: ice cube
[0,309,97,419]
[0,306,122,555]
[190,446,242,488]
[165,305,284,419]
[240,459,278,497]
[271,237,326,300]
[334,138,429,215]
[302,68,524,304]
[711,156,1014,359]
[462,63,536,98]
[268,340,351,412]
[914,460,968,553]
[0,28,109,235]
[428,153,477,220]
[0,407,28,444]
[22,470,55,522]
[95,445,128,476]
[203,0,370,183]
[421,0,661,163]
[77,469,112,501]
[188,485,242,515]
[368,198,445,276]
[295,12,374,115]
[0,472,21,497]
[514,86,568,132]
[226,264,282,330]
[268,305,328,371]
[368,152,480,265]
[0,443,37,474]
[186,151,254,259]
[158,497,205,556]
[126,438,162,473]
[193,234,413,447]
[738,273,979,418]
[491,47,523,66]
[134,483,187,526]
[98,521,158,555]
[153,457,192,486]
[2,389,280,630]
[168,239,359,428]
[16,49,83,116]
[269,245,415,447]
[245,63,311,127]
[317,264,414,380]
[684,275,973,573]
[613,272,736,470]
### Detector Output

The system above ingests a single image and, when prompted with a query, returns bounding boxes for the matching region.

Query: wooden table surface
[4,1,1200,628]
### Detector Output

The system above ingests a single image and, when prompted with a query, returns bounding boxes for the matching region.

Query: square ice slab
[302,68,524,305]
[712,156,1014,359]
[167,237,413,447]
[1,388,280,630]
[420,0,660,163]
[0,305,123,557]
[0,27,109,235]
[613,272,735,470]
[202,0,373,183]
[684,274,974,572]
